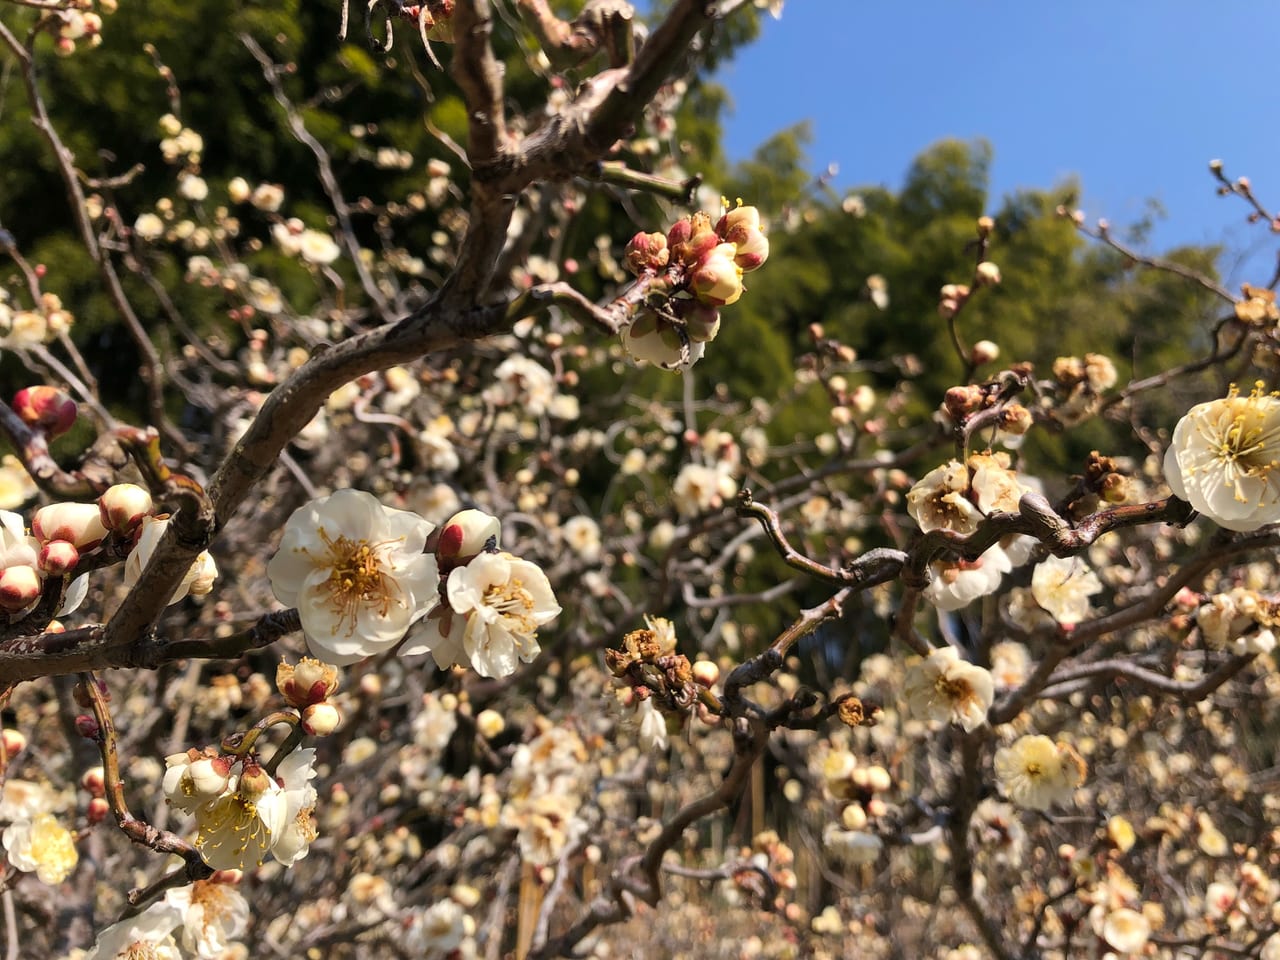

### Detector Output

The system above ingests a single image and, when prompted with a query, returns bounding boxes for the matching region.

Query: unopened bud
[86,796,110,825]
[1100,473,1130,504]
[278,657,341,707]
[623,231,669,275]
[976,215,994,237]
[1000,403,1033,435]
[688,243,744,307]
[38,539,79,576]
[74,714,100,739]
[301,702,342,736]
[81,765,106,796]
[0,565,42,613]
[98,483,153,535]
[1209,158,1224,174]
[691,660,719,687]
[236,761,272,800]
[12,386,77,437]
[438,509,500,560]
[683,304,721,343]
[189,756,233,797]
[32,501,108,549]
[943,385,984,420]
[1,729,27,757]
[975,261,1001,285]
[970,340,1000,365]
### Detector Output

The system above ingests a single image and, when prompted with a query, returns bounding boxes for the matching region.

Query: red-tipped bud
[1,728,27,757]
[0,565,42,613]
[277,657,340,707]
[301,702,342,736]
[438,509,500,561]
[98,483,153,535]
[943,385,985,421]
[81,765,106,796]
[32,502,108,549]
[624,231,669,275]
[86,796,110,825]
[74,714,100,739]
[188,755,234,797]
[691,660,720,687]
[12,386,77,437]
[666,217,693,250]
[38,539,79,576]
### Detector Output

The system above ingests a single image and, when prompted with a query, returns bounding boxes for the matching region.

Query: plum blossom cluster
[620,202,769,369]
[163,746,319,871]
[268,491,560,678]
[905,451,1038,611]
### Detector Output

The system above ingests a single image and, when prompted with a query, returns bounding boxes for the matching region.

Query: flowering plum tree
[0,0,1279,958]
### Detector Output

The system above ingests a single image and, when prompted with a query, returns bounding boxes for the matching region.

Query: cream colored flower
[561,516,602,562]
[1031,554,1103,625]
[1164,383,1280,531]
[134,212,165,241]
[267,489,439,664]
[164,877,249,959]
[903,647,994,732]
[486,356,557,416]
[298,229,341,265]
[0,457,36,509]
[993,735,1086,811]
[445,552,560,678]
[923,544,1012,612]
[672,462,737,517]
[906,460,981,534]
[2,812,78,883]
[1102,906,1150,953]
[185,761,286,871]
[85,902,184,960]
[404,900,468,955]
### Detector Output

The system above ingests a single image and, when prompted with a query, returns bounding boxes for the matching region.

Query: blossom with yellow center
[993,734,1086,810]
[1031,554,1103,625]
[446,551,561,678]
[267,489,440,664]
[2,812,78,884]
[1165,382,1280,531]
[902,646,994,731]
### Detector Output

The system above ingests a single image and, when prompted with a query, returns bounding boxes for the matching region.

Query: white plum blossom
[2,812,78,883]
[404,899,469,955]
[672,462,737,516]
[163,877,250,959]
[446,552,561,678]
[1031,554,1103,625]
[903,646,994,732]
[923,544,1012,611]
[84,902,184,960]
[486,356,557,415]
[561,515,602,562]
[267,489,440,664]
[993,735,1086,811]
[1164,383,1280,531]
[299,229,342,265]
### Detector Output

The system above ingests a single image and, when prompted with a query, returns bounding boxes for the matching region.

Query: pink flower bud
[75,714,100,739]
[38,539,78,575]
[438,509,501,560]
[0,565,42,613]
[33,502,108,549]
[1,728,27,757]
[301,702,342,736]
[624,231,669,275]
[98,483,153,535]
[87,796,110,825]
[81,766,106,796]
[12,386,77,437]
[688,243,744,307]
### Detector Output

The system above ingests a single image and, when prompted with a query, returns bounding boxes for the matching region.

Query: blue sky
[712,2,1280,287]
